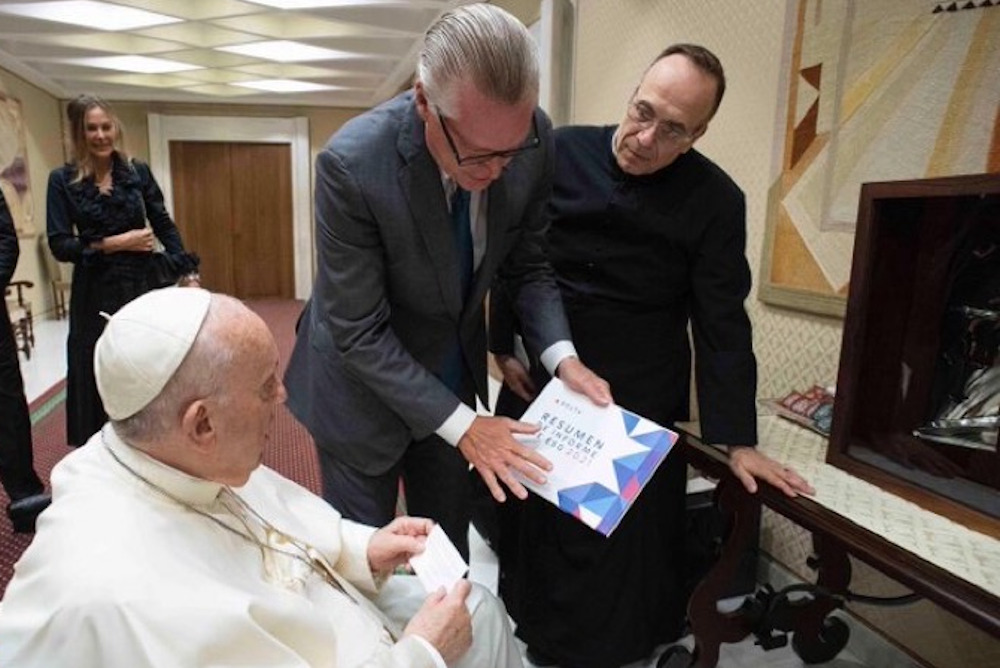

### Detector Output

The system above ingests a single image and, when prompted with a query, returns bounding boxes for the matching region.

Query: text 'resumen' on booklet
[515,378,679,536]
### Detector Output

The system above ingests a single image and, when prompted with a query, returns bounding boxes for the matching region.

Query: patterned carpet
[0,299,319,597]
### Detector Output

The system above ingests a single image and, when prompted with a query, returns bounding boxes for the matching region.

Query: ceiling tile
[0,31,187,55]
[152,48,264,68]
[132,23,264,48]
[110,0,269,21]
[179,83,262,97]
[303,4,446,35]
[208,13,399,40]
[0,0,480,108]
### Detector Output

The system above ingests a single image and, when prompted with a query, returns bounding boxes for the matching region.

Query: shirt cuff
[436,403,478,446]
[539,340,578,377]
[411,636,448,668]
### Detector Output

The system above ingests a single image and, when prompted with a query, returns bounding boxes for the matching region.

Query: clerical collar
[101,424,223,506]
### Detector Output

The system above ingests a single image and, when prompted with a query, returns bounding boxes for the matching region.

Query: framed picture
[759,0,1000,318]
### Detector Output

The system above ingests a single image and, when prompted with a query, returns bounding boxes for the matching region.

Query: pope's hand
[404,580,472,665]
[367,516,434,574]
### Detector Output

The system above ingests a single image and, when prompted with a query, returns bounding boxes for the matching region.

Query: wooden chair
[41,242,71,319]
[5,279,34,358]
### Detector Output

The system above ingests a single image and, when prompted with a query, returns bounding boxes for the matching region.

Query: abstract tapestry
[760,0,1000,317]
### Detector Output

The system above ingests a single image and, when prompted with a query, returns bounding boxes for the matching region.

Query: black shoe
[7,493,51,533]
[525,646,558,667]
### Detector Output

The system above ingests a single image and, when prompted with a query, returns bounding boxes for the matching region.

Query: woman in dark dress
[490,46,812,668]
[47,95,199,447]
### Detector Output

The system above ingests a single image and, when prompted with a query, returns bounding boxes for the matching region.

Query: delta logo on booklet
[515,378,678,536]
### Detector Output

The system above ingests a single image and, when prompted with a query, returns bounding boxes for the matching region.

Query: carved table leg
[787,534,852,663]
[687,478,757,668]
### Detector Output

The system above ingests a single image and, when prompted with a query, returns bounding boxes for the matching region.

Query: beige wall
[109,100,364,172]
[572,1,996,666]
[0,68,65,317]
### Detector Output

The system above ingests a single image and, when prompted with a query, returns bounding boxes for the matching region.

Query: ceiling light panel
[0,1,182,31]
[233,78,336,92]
[217,40,364,62]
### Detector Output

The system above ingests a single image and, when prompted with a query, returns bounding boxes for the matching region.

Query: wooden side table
[673,419,1000,668]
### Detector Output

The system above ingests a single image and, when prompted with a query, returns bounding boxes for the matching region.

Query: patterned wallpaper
[571,1,997,666]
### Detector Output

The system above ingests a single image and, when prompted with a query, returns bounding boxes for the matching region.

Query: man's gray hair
[417,3,539,115]
[112,295,242,443]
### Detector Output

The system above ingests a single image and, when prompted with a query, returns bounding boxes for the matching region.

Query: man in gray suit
[285,3,610,558]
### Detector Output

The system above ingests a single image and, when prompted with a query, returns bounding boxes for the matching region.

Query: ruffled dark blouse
[46,152,198,276]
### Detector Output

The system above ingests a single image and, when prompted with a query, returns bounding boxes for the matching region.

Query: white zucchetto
[95,287,211,420]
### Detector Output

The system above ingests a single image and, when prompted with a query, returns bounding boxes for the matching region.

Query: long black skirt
[65,255,154,446]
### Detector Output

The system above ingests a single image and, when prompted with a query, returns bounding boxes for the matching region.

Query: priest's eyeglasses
[435,106,541,166]
[626,99,699,145]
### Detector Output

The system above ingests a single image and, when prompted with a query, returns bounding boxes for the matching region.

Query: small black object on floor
[6,492,51,533]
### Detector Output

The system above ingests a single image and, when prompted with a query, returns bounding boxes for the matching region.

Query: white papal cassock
[0,425,522,668]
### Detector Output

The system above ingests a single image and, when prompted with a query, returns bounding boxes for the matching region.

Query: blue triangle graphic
[621,411,640,435]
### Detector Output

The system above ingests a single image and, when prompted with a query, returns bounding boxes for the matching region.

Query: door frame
[147,114,312,299]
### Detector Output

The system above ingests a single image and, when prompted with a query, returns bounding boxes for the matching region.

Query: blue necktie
[442,187,472,394]
[451,187,473,299]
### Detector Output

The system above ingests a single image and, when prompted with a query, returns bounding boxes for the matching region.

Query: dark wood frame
[827,173,1000,538]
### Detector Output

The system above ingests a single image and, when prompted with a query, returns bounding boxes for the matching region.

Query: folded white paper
[409,524,469,593]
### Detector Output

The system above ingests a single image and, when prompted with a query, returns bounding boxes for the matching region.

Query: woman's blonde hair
[65,94,129,183]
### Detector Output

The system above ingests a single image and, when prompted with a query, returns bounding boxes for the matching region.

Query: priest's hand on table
[727,445,816,498]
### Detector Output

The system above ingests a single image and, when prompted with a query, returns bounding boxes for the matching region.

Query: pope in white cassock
[0,287,523,668]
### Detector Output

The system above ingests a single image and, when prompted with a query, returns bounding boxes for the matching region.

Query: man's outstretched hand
[458,416,549,503]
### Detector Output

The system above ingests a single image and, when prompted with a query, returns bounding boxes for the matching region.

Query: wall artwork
[759,0,1000,318]
[0,91,33,237]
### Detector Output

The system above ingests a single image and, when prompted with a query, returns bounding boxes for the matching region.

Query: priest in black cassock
[488,44,814,668]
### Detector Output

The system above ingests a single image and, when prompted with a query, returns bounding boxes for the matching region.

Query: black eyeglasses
[435,105,540,166]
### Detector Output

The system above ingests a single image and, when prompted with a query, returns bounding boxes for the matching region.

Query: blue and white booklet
[514,378,679,536]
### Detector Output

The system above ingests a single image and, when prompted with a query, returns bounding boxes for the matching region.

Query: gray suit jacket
[284,90,571,475]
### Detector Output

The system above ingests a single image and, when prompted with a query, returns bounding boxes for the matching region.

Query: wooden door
[168,141,294,299]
